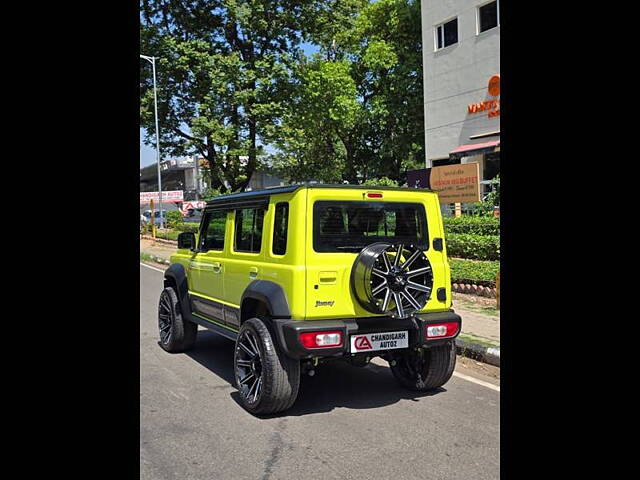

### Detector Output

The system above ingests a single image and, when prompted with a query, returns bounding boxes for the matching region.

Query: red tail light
[299,331,343,348]
[425,322,459,339]
[366,192,383,198]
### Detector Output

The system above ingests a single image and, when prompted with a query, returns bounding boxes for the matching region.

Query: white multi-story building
[421,0,500,193]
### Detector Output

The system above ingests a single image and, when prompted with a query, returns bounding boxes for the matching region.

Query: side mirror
[177,232,196,250]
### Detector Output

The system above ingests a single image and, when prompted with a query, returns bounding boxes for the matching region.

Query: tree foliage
[140,0,425,190]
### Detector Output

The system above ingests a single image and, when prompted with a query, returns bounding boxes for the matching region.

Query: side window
[272,202,289,255]
[234,208,265,253]
[199,210,227,251]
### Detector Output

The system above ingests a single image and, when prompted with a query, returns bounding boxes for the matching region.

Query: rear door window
[313,201,428,252]
[234,208,265,253]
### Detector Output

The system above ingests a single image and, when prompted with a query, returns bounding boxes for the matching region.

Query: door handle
[212,262,222,273]
[249,266,258,278]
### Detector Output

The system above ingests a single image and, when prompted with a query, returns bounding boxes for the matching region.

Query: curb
[452,282,497,298]
[140,253,171,266]
[455,336,500,367]
[140,235,178,246]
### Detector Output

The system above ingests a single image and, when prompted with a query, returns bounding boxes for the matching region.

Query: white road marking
[452,371,500,392]
[140,262,166,273]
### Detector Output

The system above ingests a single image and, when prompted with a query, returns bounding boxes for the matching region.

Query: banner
[140,190,184,204]
[429,163,480,204]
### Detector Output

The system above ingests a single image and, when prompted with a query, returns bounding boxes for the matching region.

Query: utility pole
[140,54,164,228]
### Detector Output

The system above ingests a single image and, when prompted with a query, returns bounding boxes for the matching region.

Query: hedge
[446,233,500,261]
[443,217,499,236]
[175,223,199,233]
[449,258,499,287]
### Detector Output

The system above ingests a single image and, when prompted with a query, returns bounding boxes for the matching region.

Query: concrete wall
[421,0,500,164]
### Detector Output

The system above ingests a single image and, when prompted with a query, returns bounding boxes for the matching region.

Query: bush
[449,258,499,287]
[166,211,184,229]
[155,230,180,241]
[175,223,199,233]
[443,217,499,236]
[446,233,500,261]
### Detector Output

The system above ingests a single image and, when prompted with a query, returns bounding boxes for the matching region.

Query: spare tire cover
[350,242,433,318]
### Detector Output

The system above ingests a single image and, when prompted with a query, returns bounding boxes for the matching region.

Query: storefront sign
[140,190,184,204]
[468,74,500,118]
[430,163,480,204]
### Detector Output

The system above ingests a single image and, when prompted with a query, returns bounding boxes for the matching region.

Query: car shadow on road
[186,329,446,417]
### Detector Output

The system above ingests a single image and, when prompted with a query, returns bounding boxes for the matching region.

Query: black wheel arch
[240,280,291,324]
[163,263,191,318]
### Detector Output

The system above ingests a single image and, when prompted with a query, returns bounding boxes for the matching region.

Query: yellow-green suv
[159,184,461,414]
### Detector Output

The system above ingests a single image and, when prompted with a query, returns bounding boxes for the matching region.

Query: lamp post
[140,54,164,229]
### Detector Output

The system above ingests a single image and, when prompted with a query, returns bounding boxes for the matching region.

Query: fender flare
[241,280,291,320]
[164,263,191,318]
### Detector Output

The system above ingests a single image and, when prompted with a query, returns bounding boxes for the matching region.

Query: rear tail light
[299,330,343,348]
[425,322,459,339]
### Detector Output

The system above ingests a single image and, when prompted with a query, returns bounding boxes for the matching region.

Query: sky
[140,42,321,168]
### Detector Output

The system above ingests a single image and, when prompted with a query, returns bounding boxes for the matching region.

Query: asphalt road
[140,264,500,480]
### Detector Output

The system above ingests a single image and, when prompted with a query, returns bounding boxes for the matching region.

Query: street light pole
[140,54,164,229]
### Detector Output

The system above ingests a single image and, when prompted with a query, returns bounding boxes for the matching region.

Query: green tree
[271,0,424,184]
[140,0,363,192]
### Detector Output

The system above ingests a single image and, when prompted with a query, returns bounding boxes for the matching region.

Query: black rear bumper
[272,311,462,360]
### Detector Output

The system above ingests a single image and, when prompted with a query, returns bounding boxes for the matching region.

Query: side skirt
[187,312,239,342]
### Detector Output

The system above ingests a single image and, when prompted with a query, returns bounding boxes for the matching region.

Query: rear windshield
[313,201,428,252]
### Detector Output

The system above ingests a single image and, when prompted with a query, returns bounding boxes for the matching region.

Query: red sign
[140,190,184,204]
[354,336,373,350]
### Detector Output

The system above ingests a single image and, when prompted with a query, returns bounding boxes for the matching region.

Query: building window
[434,18,458,50]
[272,203,289,255]
[478,1,499,34]
[234,208,265,253]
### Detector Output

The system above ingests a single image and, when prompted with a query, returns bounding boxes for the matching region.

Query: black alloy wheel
[157,287,197,353]
[235,328,264,406]
[234,318,300,415]
[352,243,434,318]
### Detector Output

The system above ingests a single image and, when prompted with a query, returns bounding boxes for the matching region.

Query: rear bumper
[272,311,462,360]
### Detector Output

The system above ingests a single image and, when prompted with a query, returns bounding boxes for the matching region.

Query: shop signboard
[140,190,184,204]
[430,163,480,204]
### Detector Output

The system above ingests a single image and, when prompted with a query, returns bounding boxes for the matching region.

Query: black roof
[204,183,433,207]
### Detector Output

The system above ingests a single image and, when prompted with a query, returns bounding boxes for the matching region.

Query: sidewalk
[140,238,500,365]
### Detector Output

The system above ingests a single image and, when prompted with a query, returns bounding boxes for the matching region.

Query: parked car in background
[142,210,169,226]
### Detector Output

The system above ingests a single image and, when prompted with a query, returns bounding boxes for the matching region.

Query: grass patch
[457,333,499,348]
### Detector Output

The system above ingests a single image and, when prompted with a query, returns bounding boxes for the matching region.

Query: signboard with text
[139,190,184,204]
[429,163,480,204]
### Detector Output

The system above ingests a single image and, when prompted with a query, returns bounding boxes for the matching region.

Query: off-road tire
[390,342,456,391]
[234,318,300,415]
[158,287,197,353]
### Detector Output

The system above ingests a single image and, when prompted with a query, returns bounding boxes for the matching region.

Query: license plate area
[350,330,409,353]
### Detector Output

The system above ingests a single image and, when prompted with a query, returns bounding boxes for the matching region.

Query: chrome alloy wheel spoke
[245,332,260,356]
[238,371,255,387]
[381,251,392,273]
[406,266,431,278]
[394,244,404,267]
[401,249,422,271]
[239,341,257,358]
[401,289,422,310]
[246,375,260,400]
[372,280,388,295]
[406,281,431,293]
[236,358,253,368]
[381,288,392,311]
[252,377,262,402]
[393,292,405,317]
[372,268,387,278]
